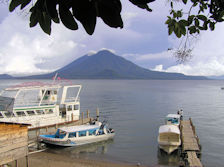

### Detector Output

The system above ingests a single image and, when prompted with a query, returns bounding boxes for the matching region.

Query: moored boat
[165,114,181,126]
[38,121,115,146]
[158,124,181,154]
[0,79,82,128]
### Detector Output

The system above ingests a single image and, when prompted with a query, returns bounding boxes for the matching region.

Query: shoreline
[11,152,152,167]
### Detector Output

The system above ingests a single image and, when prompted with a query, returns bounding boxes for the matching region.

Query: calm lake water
[1,79,224,167]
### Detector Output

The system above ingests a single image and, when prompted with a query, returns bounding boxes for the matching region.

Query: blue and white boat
[38,121,115,146]
[165,114,181,126]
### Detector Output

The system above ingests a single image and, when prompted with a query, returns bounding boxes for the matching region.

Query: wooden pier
[180,118,203,167]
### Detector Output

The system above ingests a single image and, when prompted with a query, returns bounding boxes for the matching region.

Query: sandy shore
[10,151,153,167]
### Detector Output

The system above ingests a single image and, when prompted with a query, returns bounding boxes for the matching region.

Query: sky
[0,1,224,77]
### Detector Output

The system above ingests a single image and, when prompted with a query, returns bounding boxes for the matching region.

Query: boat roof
[159,125,180,134]
[166,114,181,119]
[59,124,100,133]
[3,81,82,91]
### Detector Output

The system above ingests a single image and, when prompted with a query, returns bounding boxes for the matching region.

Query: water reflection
[46,139,114,158]
[157,147,180,167]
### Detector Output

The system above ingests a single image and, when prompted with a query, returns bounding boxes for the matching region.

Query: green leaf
[194,18,199,27]
[37,11,52,35]
[203,21,208,30]
[72,0,97,35]
[45,0,60,23]
[209,22,215,31]
[30,10,38,27]
[129,0,155,6]
[97,0,123,28]
[58,2,78,30]
[9,0,23,12]
[197,15,207,21]
[177,10,182,18]
[165,17,171,25]
[189,26,196,34]
[179,19,188,26]
[168,25,174,35]
[20,0,31,10]
[182,0,187,4]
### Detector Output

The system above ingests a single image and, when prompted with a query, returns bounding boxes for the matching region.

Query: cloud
[0,13,87,76]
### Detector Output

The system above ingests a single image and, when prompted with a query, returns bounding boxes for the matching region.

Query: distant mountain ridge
[0,74,13,79]
[21,50,207,80]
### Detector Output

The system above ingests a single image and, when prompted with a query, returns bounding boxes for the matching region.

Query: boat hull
[158,144,180,154]
[40,133,115,147]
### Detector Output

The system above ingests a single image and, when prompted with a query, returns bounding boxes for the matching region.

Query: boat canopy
[159,125,180,134]
[0,96,14,112]
[166,114,180,119]
[59,125,100,133]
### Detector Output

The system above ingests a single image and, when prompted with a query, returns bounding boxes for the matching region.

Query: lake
[0,79,223,167]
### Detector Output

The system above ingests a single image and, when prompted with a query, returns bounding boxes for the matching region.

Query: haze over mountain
[19,50,207,80]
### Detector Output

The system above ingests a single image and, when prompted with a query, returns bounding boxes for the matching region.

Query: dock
[180,118,203,167]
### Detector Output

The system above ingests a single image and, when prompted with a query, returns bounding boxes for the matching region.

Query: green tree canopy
[8,0,224,38]
[9,0,155,35]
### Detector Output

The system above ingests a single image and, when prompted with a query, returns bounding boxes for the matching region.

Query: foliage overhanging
[8,0,224,38]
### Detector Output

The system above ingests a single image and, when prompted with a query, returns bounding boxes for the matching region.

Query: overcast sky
[0,1,224,76]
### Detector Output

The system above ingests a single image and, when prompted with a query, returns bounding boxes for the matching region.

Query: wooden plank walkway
[181,120,200,152]
[180,119,203,167]
[187,151,203,167]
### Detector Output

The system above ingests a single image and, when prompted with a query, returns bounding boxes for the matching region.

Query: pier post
[16,160,18,167]
[26,155,29,167]
[82,112,84,124]
[87,110,90,118]
[96,108,99,121]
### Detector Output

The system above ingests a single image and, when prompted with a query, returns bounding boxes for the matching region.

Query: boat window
[49,109,53,113]
[89,129,96,136]
[56,130,67,139]
[79,131,86,137]
[0,112,3,118]
[68,132,76,138]
[4,111,14,117]
[36,110,45,115]
[45,109,54,114]
[27,110,35,116]
[54,91,57,95]
[16,111,26,117]
[74,105,79,110]
[67,105,72,111]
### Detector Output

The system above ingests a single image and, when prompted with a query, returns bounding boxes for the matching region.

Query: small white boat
[165,114,181,126]
[38,121,115,146]
[158,125,181,154]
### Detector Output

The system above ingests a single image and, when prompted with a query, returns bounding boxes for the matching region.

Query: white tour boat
[158,124,181,154]
[0,80,81,128]
[38,121,115,146]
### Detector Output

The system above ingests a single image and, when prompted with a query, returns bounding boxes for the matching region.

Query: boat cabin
[0,82,82,128]
[165,114,181,126]
[159,125,180,142]
[53,122,107,140]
